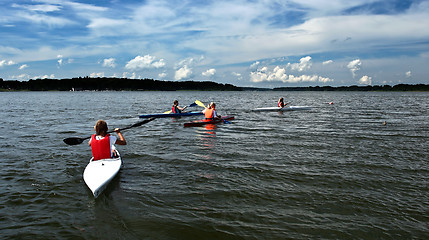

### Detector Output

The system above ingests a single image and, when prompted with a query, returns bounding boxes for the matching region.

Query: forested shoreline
[1,77,428,91]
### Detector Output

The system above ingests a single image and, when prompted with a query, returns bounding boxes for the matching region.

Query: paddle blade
[195,100,206,108]
[164,110,172,114]
[188,102,197,108]
[63,137,85,145]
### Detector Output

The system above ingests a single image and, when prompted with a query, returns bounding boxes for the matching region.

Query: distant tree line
[1,77,428,91]
[273,84,429,91]
[0,77,241,91]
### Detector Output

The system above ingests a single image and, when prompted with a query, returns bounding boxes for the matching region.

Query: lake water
[0,91,428,239]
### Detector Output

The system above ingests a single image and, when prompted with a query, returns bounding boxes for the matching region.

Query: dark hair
[95,120,108,136]
[173,100,178,105]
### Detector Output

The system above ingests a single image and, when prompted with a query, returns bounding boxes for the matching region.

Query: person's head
[173,100,179,106]
[94,120,108,136]
[279,97,284,102]
[209,102,216,109]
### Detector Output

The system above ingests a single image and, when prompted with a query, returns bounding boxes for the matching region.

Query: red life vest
[91,134,111,161]
[172,106,180,113]
[205,108,215,119]
[278,102,284,107]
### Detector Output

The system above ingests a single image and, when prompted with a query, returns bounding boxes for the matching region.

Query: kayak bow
[83,148,122,198]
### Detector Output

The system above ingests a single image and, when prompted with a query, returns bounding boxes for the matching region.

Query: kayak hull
[252,106,311,112]
[184,116,234,127]
[139,111,203,118]
[83,149,121,198]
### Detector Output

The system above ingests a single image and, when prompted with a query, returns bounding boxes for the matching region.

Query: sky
[1,0,429,87]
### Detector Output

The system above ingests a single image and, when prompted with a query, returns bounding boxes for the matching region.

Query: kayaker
[88,120,127,161]
[203,102,221,119]
[172,100,187,113]
[278,97,285,107]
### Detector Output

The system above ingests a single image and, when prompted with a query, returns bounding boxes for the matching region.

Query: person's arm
[114,128,127,145]
[214,110,221,118]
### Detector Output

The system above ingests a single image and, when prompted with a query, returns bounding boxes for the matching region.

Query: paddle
[195,100,207,109]
[63,117,156,145]
[163,102,198,114]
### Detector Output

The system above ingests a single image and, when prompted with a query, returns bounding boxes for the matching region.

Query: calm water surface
[0,91,428,239]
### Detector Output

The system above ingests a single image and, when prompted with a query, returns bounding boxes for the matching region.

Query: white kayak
[252,106,312,112]
[83,148,122,198]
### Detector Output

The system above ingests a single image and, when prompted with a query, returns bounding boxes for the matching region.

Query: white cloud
[359,75,372,85]
[232,72,243,80]
[122,72,138,79]
[249,61,260,70]
[102,58,116,68]
[90,72,105,77]
[175,65,192,80]
[347,59,361,77]
[158,72,167,79]
[12,3,62,12]
[288,56,312,72]
[15,11,74,27]
[33,74,55,79]
[125,55,165,70]
[406,71,411,78]
[250,65,333,83]
[11,73,30,81]
[0,60,16,67]
[175,56,204,69]
[288,74,333,83]
[249,71,268,83]
[57,55,64,66]
[323,60,333,65]
[202,68,216,77]
[268,66,288,82]
[19,64,28,70]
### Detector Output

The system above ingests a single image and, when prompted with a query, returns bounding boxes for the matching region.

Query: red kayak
[184,116,234,127]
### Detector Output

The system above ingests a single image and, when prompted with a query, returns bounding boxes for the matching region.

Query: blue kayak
[139,111,203,118]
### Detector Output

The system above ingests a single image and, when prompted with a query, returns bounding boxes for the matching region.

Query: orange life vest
[205,108,215,119]
[91,134,111,161]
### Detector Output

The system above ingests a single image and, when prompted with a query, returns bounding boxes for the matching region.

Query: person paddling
[278,97,289,108]
[172,100,187,113]
[88,120,126,160]
[278,97,285,107]
[203,102,221,120]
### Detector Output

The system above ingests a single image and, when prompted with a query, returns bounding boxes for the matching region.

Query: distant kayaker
[88,120,126,161]
[203,102,221,119]
[278,97,285,107]
[172,100,187,113]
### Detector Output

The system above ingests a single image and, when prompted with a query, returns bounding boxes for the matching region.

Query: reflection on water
[204,124,217,135]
